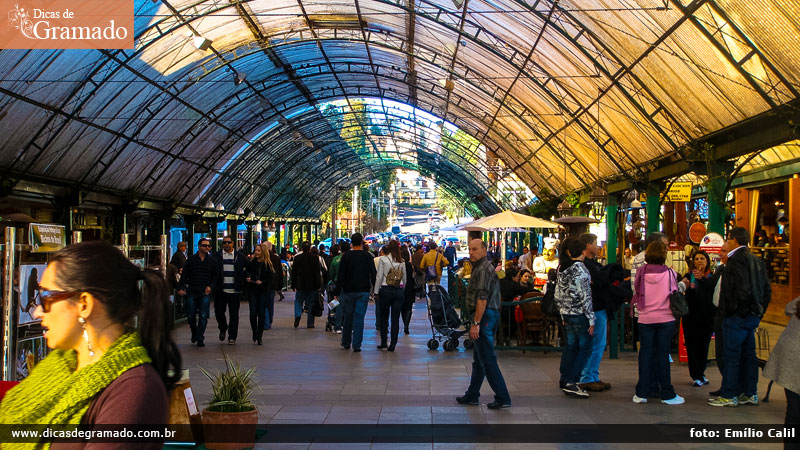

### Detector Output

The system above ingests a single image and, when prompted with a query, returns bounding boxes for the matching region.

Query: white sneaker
[661,395,685,405]
[632,395,647,404]
[335,330,342,334]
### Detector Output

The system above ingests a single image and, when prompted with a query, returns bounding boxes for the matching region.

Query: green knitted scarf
[0,332,151,450]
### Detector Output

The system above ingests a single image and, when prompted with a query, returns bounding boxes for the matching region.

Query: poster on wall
[19,264,47,325]
[15,336,47,381]
[16,337,35,381]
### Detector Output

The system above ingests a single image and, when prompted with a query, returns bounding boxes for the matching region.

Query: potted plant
[200,356,259,450]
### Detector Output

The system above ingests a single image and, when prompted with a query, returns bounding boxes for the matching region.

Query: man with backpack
[708,227,771,407]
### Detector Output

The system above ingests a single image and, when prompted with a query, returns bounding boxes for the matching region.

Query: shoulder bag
[668,269,689,319]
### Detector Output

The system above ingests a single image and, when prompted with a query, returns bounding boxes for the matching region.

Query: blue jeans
[560,315,593,385]
[721,314,760,399]
[295,290,316,327]
[340,292,369,350]
[464,308,511,403]
[636,321,676,400]
[186,293,211,343]
[581,310,607,383]
[265,289,275,329]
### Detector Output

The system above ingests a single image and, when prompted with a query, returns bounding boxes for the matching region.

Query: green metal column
[707,175,727,235]
[607,195,619,359]
[646,184,661,234]
[606,195,618,265]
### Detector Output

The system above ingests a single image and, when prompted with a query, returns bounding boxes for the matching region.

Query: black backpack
[541,281,559,317]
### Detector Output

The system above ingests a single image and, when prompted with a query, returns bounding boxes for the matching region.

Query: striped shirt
[221,251,238,294]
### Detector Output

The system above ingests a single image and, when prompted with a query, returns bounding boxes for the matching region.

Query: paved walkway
[178,290,787,450]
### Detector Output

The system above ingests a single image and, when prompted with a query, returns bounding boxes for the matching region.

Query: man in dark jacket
[291,241,322,328]
[334,233,377,352]
[578,233,612,392]
[177,237,218,347]
[443,241,457,269]
[170,242,187,272]
[709,227,771,407]
[213,235,248,344]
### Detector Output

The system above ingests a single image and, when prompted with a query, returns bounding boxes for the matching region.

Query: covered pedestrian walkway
[183,292,786,449]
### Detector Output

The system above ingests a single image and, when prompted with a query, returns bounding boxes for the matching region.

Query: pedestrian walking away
[291,241,323,329]
[334,233,377,352]
[375,240,407,351]
[213,235,248,344]
[177,237,218,347]
[457,238,511,409]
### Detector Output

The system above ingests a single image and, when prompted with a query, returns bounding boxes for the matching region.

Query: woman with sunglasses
[0,241,181,449]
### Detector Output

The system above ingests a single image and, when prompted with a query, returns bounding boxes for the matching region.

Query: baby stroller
[425,284,471,351]
[324,282,339,333]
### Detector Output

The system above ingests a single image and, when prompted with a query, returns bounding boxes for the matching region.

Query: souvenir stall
[2,223,67,381]
[734,175,800,326]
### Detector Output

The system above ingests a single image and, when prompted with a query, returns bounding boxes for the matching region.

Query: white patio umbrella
[456,211,560,267]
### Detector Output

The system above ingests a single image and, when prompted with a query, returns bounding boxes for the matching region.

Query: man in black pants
[177,237,218,347]
[291,242,322,328]
[214,236,248,344]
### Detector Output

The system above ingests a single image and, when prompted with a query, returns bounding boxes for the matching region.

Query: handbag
[425,253,440,281]
[310,291,324,317]
[668,269,688,319]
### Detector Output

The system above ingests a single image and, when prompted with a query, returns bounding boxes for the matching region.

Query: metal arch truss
[128,0,662,194]
[199,101,508,217]
[675,0,799,108]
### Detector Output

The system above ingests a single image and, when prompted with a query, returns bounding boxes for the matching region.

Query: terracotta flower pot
[202,408,258,450]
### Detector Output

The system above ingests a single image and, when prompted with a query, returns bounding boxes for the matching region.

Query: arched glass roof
[0,0,798,217]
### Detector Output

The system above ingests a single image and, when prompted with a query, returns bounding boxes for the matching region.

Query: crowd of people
[2,225,797,449]
[168,233,453,352]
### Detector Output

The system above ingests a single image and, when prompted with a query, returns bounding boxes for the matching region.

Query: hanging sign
[663,182,693,202]
[29,223,66,253]
[699,232,725,254]
[689,222,707,244]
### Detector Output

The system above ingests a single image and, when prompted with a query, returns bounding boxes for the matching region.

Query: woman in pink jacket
[632,240,685,405]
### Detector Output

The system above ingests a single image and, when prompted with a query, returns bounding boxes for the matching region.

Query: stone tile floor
[178,292,788,449]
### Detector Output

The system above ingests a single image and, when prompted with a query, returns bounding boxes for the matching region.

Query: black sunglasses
[199,244,211,247]
[223,241,233,244]
[39,290,79,312]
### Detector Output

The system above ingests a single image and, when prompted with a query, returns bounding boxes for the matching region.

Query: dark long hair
[558,237,585,271]
[49,241,181,389]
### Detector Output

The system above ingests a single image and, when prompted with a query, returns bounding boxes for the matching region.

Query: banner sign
[664,182,693,202]
[0,0,133,49]
[699,232,725,254]
[29,223,66,253]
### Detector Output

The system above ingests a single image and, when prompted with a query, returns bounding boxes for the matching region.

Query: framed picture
[16,337,36,381]
[19,264,47,325]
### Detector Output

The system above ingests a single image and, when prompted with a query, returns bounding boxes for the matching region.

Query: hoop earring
[78,317,95,357]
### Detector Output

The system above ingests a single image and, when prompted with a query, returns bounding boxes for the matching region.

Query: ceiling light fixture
[194,36,212,51]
